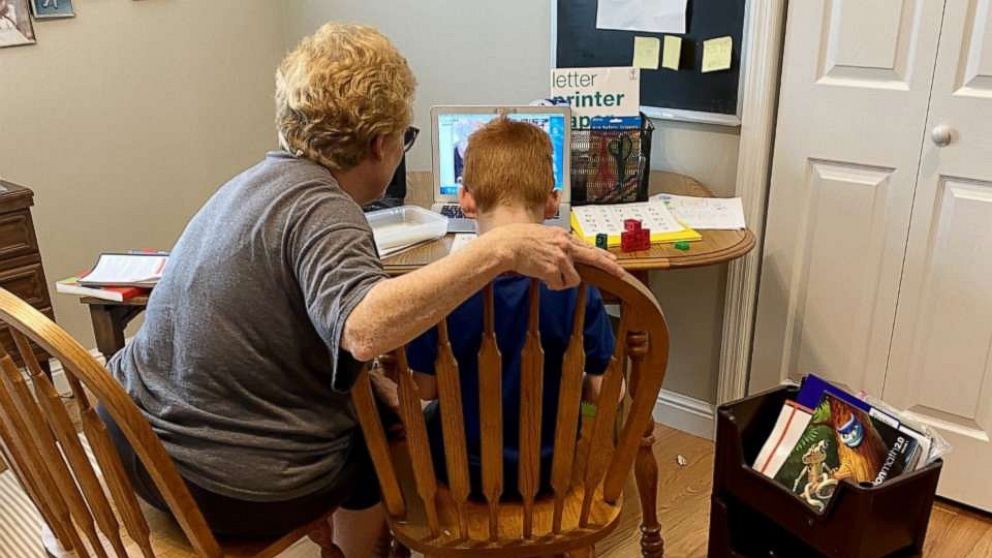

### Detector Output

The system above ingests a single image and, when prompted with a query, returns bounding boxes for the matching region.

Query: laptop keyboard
[439,204,467,219]
[439,204,564,222]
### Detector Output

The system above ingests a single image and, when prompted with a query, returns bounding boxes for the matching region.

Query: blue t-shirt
[406,276,615,493]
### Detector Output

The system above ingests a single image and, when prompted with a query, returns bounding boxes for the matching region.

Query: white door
[751,0,945,393]
[883,0,992,512]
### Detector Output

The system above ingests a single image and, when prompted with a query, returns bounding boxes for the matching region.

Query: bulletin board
[552,0,747,126]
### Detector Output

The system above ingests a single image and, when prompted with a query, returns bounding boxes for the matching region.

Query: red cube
[621,227,651,252]
[624,219,642,232]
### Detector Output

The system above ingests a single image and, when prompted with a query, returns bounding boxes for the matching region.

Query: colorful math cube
[674,241,691,251]
[595,233,609,249]
[624,218,643,232]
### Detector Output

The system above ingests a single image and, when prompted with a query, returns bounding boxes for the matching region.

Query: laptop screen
[435,111,569,197]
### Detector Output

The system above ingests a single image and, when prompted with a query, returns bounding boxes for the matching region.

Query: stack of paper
[652,193,746,230]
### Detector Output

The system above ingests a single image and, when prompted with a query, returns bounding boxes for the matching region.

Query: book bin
[708,386,943,558]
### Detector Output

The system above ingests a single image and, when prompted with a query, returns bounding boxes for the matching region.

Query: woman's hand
[485,224,624,290]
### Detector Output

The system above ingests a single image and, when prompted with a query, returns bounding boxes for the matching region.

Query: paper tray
[365,205,448,254]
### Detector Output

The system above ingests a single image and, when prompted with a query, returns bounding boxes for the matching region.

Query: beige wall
[0,0,286,349]
[285,0,740,403]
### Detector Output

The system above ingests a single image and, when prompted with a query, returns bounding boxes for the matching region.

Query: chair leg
[388,535,411,558]
[635,422,665,558]
[308,518,344,558]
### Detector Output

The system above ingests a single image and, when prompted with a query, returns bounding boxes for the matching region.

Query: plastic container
[365,205,448,254]
[709,386,943,558]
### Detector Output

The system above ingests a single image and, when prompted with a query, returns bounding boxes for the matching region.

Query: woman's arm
[341,223,621,361]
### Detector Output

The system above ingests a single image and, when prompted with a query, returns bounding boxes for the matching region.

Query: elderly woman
[102,22,619,556]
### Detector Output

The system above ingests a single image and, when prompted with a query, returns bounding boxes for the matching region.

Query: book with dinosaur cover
[770,393,920,512]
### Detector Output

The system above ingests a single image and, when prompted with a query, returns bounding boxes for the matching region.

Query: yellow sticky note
[632,36,660,70]
[702,36,733,73]
[662,35,682,70]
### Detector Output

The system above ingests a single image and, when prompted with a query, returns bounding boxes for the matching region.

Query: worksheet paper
[596,0,688,34]
[572,201,686,236]
[651,193,746,229]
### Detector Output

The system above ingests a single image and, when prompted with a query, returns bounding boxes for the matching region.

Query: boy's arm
[582,374,626,403]
[580,286,623,403]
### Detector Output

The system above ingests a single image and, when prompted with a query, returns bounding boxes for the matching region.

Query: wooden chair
[0,287,344,558]
[352,264,671,558]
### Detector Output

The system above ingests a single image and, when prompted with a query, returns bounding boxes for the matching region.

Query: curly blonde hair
[276,22,416,171]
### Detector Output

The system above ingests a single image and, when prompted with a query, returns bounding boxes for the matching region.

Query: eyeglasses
[403,126,420,153]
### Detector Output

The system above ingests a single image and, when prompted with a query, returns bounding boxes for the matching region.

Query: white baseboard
[653,389,716,440]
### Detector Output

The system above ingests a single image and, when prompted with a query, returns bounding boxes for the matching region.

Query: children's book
[752,400,813,478]
[797,373,932,468]
[772,393,920,512]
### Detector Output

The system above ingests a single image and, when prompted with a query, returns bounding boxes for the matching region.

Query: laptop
[430,105,572,233]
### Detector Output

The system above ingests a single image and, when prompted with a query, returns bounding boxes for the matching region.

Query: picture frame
[0,0,35,47]
[30,0,73,19]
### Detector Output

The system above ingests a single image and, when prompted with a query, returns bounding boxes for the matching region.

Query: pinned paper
[596,0,688,34]
[662,35,682,70]
[632,36,660,70]
[702,36,733,73]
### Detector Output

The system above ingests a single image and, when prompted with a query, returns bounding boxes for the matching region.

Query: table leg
[88,305,135,360]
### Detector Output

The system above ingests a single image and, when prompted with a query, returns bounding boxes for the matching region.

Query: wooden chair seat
[0,288,345,557]
[387,440,624,557]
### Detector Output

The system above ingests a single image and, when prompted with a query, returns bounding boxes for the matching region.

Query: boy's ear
[543,189,562,219]
[458,187,479,218]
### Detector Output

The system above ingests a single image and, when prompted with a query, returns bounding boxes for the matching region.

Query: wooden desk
[81,171,754,358]
[383,171,755,275]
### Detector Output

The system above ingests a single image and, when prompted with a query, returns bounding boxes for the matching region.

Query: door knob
[931,125,953,147]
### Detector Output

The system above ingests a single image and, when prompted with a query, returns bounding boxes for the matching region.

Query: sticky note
[662,35,682,70]
[701,36,733,73]
[632,36,661,70]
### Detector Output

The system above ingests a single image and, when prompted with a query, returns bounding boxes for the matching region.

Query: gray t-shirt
[108,151,388,502]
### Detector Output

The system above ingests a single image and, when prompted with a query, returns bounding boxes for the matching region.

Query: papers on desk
[651,193,746,230]
[449,233,476,254]
[596,0,688,34]
[571,201,701,247]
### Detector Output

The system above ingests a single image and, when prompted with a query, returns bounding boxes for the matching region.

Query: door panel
[752,0,945,392]
[785,161,896,391]
[819,0,923,86]
[884,0,992,512]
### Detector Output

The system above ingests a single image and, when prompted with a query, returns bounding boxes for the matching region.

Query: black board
[555,0,746,117]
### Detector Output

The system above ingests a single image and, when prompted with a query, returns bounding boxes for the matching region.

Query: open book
[78,252,169,288]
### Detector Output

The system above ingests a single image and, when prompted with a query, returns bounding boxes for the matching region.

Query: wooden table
[383,171,755,280]
[80,170,754,358]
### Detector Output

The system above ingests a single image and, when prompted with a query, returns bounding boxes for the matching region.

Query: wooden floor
[595,424,992,558]
[1,421,990,557]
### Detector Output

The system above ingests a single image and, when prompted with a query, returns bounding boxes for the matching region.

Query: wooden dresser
[0,181,54,372]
